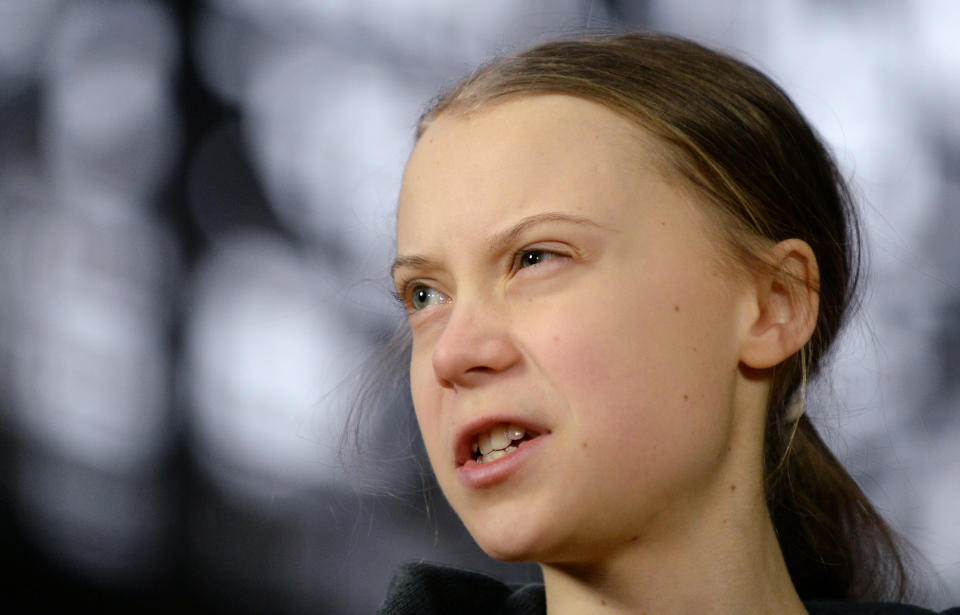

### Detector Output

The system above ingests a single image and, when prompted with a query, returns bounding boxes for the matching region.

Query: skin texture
[394,95,817,615]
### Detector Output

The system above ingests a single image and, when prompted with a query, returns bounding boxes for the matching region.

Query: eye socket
[397,247,566,312]
[408,284,446,311]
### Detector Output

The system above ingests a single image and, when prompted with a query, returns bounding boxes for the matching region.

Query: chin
[462,510,558,564]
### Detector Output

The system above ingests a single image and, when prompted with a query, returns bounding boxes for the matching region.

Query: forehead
[396,94,694,252]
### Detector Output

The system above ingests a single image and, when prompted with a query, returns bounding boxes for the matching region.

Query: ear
[738,239,820,369]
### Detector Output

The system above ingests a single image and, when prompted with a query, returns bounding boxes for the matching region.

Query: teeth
[481,449,507,463]
[506,424,525,441]
[477,431,493,455]
[478,444,520,465]
[489,427,511,451]
[472,423,532,461]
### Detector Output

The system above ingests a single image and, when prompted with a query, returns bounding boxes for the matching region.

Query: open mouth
[470,423,538,464]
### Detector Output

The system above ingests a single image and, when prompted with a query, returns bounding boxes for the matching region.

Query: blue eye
[409,284,445,311]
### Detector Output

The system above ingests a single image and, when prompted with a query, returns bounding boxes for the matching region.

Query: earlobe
[739,239,820,370]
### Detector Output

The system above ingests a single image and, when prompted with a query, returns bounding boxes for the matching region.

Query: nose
[431,299,521,390]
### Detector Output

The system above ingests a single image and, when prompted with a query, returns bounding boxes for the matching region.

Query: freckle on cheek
[683,394,689,401]
[730,484,737,492]
[674,304,680,312]
[582,441,588,448]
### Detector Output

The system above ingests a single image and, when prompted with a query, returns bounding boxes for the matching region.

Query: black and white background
[0,1,958,612]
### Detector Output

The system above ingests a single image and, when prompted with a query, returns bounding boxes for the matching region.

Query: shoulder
[805,602,960,615]
[377,561,545,615]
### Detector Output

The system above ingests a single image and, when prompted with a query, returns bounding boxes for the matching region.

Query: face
[394,95,755,564]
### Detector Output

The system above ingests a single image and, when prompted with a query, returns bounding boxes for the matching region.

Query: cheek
[409,346,444,457]
[529,269,740,455]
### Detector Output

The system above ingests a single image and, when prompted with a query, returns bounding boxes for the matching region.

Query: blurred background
[0,0,957,612]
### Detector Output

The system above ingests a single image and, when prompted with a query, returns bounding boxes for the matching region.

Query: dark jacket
[378,562,959,615]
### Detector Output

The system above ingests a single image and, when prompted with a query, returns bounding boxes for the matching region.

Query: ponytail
[766,412,911,601]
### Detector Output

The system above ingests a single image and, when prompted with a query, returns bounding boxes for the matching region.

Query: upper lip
[454,414,549,466]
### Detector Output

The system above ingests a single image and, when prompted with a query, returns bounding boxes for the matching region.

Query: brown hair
[411,33,910,602]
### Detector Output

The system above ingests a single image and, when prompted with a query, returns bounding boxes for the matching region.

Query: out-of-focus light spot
[0,189,179,476]
[45,0,178,78]
[908,1,960,139]
[243,48,416,252]
[183,231,371,504]
[41,0,179,200]
[909,1,960,91]
[52,63,167,156]
[241,46,417,323]
[44,60,178,197]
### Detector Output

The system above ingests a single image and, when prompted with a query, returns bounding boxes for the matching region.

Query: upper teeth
[473,423,527,456]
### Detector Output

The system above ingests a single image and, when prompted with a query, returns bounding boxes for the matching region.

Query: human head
[395,33,906,601]
[418,33,857,419]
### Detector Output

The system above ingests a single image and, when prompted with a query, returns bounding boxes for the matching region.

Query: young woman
[376,33,956,615]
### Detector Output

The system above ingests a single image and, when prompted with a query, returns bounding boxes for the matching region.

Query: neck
[539,476,807,615]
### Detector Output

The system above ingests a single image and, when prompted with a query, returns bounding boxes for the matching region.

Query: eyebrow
[391,212,607,280]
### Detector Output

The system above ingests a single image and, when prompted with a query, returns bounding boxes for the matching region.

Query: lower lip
[455,435,547,489]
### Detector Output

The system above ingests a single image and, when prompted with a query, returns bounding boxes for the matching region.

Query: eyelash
[395,247,567,313]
